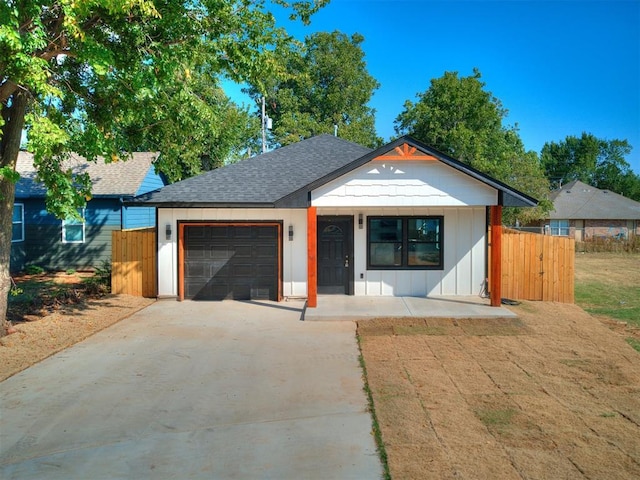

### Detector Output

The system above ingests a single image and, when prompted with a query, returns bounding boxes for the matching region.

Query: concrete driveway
[0,300,382,479]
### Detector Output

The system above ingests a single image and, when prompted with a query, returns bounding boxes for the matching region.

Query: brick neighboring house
[540,180,640,241]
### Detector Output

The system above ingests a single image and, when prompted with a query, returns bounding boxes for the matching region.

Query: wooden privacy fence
[112,228,157,298]
[490,228,574,303]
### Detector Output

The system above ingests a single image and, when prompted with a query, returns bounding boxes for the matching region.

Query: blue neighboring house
[11,151,167,272]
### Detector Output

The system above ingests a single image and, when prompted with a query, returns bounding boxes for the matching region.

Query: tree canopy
[541,133,640,200]
[0,0,328,334]
[246,31,382,149]
[394,69,552,224]
[120,69,260,182]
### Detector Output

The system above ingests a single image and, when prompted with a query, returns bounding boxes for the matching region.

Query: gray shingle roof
[15,151,159,198]
[132,134,372,207]
[131,134,537,208]
[549,180,640,220]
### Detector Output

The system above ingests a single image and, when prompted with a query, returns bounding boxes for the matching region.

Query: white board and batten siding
[312,160,496,297]
[318,206,487,297]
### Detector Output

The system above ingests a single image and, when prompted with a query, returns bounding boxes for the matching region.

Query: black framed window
[368,216,443,269]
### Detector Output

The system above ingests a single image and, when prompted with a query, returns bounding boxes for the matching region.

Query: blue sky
[228,0,640,173]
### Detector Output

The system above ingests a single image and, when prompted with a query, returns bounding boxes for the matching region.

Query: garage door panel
[186,244,206,259]
[256,228,277,239]
[256,264,276,276]
[185,263,206,277]
[255,245,277,257]
[211,247,232,259]
[233,245,253,258]
[234,227,252,238]
[211,227,231,238]
[233,264,253,277]
[184,225,279,301]
[214,263,230,276]
[188,228,207,240]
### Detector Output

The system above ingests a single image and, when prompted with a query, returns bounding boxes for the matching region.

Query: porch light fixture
[165,223,172,240]
[358,213,363,229]
[288,224,294,241]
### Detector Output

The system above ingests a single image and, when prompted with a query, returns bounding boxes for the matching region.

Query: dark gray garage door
[184,224,279,300]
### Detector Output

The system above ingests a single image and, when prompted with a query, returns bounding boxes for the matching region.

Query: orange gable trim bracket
[490,205,502,307]
[395,144,416,156]
[307,207,318,308]
[373,142,438,161]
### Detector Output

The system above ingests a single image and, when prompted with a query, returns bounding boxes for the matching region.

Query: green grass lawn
[575,253,640,352]
[575,283,640,327]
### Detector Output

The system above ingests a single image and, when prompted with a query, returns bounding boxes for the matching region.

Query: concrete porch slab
[303,295,517,320]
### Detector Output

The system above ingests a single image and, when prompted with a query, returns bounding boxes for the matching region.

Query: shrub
[24,265,44,275]
[83,260,112,296]
[576,235,640,254]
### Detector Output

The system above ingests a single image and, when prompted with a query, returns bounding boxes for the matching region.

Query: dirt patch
[359,301,640,479]
[1,294,154,382]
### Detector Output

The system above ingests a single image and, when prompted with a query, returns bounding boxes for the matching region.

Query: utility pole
[261,96,266,153]
[261,96,272,153]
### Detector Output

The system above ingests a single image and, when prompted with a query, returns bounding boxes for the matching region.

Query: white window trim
[550,219,570,236]
[12,203,25,243]
[62,208,86,244]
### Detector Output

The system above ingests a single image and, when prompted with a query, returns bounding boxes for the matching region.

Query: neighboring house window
[368,216,443,269]
[550,220,570,236]
[12,203,24,242]
[62,208,86,243]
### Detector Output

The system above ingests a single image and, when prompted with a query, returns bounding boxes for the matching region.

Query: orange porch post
[307,206,318,308]
[490,205,502,307]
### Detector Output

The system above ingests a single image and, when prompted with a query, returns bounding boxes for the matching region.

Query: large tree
[394,69,551,224]
[121,68,261,182]
[541,133,640,200]
[0,0,328,334]
[248,31,382,149]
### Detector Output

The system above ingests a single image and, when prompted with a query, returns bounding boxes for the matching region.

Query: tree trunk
[1,91,28,336]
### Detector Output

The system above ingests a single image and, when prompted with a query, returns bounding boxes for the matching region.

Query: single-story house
[11,151,167,272]
[539,180,640,240]
[132,135,537,307]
